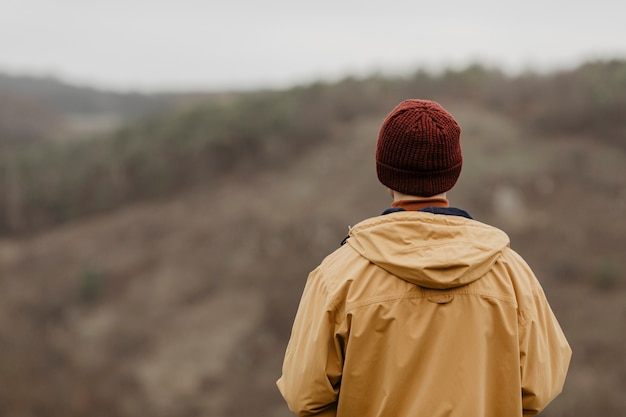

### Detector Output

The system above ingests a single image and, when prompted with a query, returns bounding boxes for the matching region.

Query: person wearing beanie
[277,100,571,417]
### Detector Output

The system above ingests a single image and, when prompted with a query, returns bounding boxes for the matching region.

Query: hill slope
[0,100,625,416]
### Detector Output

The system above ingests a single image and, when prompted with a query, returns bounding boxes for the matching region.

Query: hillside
[0,62,625,416]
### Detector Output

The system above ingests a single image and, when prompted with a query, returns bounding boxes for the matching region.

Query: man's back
[278,211,571,417]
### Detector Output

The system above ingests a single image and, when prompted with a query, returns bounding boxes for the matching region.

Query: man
[277,99,571,417]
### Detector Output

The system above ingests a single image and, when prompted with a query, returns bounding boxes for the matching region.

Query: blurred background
[0,1,625,416]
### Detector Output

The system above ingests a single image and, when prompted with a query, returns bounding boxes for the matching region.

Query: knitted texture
[376,99,462,196]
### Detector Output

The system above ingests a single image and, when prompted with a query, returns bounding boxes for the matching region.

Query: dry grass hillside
[0,62,625,416]
[0,101,625,416]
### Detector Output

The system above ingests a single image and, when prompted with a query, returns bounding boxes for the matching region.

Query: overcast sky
[1,0,625,92]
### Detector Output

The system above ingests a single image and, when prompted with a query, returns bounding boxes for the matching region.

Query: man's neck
[387,190,449,211]
[390,190,446,202]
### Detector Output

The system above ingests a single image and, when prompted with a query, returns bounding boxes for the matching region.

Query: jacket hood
[346,211,510,289]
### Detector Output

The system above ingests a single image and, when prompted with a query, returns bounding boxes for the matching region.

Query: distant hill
[0,72,220,144]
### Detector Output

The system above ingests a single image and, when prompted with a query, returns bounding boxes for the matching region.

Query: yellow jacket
[277,211,571,417]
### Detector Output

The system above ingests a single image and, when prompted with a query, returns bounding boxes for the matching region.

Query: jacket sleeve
[276,267,345,417]
[519,275,572,416]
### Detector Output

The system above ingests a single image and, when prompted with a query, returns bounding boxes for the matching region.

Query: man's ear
[387,188,394,198]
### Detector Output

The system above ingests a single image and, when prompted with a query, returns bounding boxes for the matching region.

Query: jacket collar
[341,206,473,245]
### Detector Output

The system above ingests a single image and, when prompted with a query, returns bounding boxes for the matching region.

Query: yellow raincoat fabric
[277,211,571,417]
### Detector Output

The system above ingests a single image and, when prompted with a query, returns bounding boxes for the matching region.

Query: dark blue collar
[381,206,473,219]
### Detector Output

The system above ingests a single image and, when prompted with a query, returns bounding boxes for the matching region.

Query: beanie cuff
[377,159,462,197]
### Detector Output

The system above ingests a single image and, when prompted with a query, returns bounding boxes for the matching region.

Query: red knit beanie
[376,99,462,197]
